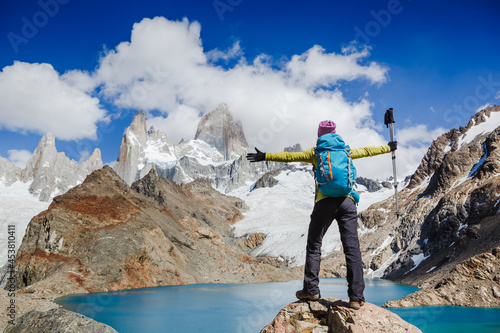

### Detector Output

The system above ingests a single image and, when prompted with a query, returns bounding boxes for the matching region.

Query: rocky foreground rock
[3,308,117,333]
[261,298,422,333]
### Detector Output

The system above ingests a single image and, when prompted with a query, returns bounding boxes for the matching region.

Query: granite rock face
[0,156,21,186]
[20,132,103,201]
[252,169,281,190]
[3,308,117,333]
[13,166,300,298]
[113,110,150,185]
[235,232,267,251]
[384,247,500,308]
[194,103,249,159]
[356,177,383,192]
[113,104,277,192]
[261,298,422,333]
[284,143,303,152]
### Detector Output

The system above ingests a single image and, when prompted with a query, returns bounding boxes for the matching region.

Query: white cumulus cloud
[285,45,388,88]
[1,16,442,180]
[0,62,107,141]
[396,124,446,147]
[6,149,32,168]
[84,16,438,179]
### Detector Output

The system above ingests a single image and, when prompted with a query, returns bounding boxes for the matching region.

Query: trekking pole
[384,108,400,217]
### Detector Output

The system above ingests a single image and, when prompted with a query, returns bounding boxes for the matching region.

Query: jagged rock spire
[194,103,249,160]
[0,155,21,186]
[21,132,103,201]
[114,111,148,185]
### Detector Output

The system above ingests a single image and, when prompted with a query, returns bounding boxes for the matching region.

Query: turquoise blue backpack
[314,133,359,202]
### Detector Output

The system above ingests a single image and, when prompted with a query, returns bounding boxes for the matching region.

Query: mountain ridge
[0,132,103,202]
[12,165,300,297]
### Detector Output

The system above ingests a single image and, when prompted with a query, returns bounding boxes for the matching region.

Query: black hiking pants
[302,196,365,302]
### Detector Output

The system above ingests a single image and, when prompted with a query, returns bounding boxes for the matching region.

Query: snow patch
[443,140,452,154]
[450,175,469,190]
[409,175,432,195]
[230,168,316,267]
[457,222,468,237]
[126,131,141,146]
[468,142,488,177]
[0,181,50,269]
[230,167,402,267]
[358,224,377,235]
[175,139,227,166]
[370,250,402,278]
[370,236,394,256]
[457,111,500,148]
[357,188,395,213]
[426,266,436,273]
[406,252,430,274]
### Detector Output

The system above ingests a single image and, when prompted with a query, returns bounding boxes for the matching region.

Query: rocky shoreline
[2,166,302,332]
[384,247,500,308]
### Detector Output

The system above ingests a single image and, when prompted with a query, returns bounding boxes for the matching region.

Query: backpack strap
[316,153,328,185]
[346,148,354,187]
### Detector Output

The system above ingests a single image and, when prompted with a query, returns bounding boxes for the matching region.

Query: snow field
[0,181,50,269]
[230,167,396,267]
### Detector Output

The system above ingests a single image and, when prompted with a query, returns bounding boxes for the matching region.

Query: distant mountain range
[2,102,499,309]
[112,103,271,193]
[0,132,102,202]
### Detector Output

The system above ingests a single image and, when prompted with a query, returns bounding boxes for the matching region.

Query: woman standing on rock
[246,120,396,310]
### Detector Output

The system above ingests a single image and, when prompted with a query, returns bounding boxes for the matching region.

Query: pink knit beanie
[318,120,336,137]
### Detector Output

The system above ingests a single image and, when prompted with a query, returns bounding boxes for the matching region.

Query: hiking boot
[348,300,365,310]
[296,289,320,301]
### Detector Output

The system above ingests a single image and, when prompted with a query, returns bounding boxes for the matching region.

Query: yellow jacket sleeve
[265,148,316,164]
[264,145,391,163]
[264,144,392,203]
[350,145,391,159]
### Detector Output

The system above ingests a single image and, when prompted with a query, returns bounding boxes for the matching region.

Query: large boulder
[261,298,422,333]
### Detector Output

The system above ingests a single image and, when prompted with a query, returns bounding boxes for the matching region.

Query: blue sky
[1,0,499,178]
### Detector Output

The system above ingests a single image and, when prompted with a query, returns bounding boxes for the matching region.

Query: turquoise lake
[56,278,500,333]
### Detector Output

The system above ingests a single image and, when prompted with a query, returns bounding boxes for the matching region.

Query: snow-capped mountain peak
[194,103,249,160]
[0,156,21,187]
[18,132,103,201]
[113,103,263,190]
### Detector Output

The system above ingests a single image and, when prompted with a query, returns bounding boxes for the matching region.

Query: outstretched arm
[351,141,397,159]
[246,147,316,164]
